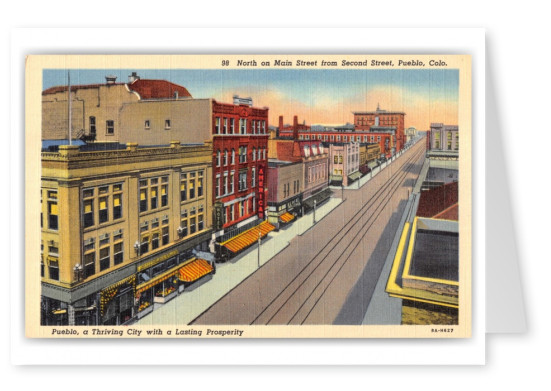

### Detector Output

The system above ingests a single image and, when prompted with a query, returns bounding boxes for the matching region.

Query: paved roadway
[191,139,426,325]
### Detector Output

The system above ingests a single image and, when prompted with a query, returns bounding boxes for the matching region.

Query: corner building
[40,142,214,326]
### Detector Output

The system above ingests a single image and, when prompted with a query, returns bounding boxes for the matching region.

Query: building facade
[40,141,214,326]
[428,123,459,152]
[211,97,269,242]
[352,104,406,152]
[267,160,303,229]
[328,142,361,186]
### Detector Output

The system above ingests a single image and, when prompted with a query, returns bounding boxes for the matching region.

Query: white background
[2,0,548,388]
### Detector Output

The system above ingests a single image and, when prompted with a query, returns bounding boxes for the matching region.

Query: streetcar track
[296,151,425,324]
[276,147,424,324]
[252,143,425,325]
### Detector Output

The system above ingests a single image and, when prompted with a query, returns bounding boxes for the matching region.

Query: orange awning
[179,259,214,283]
[279,212,295,223]
[221,221,275,254]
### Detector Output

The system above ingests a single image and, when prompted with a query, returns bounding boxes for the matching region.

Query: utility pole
[257,229,261,268]
[68,71,72,145]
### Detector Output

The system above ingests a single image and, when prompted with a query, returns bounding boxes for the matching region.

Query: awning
[348,171,362,181]
[221,221,275,254]
[178,259,214,283]
[303,188,333,209]
[135,264,184,295]
[279,212,295,224]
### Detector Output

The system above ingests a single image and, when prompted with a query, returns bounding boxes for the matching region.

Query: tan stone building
[40,141,214,325]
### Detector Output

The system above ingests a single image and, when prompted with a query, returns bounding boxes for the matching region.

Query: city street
[191,138,426,325]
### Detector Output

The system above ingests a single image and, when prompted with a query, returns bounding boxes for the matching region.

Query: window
[230,205,235,222]
[216,150,221,167]
[112,187,122,220]
[140,188,148,212]
[223,118,227,134]
[262,120,266,134]
[114,241,123,265]
[455,133,459,151]
[240,201,245,217]
[215,175,221,197]
[198,214,204,231]
[231,149,236,165]
[180,174,187,202]
[162,225,169,246]
[82,198,94,228]
[49,260,59,281]
[197,172,203,197]
[252,148,256,161]
[48,195,59,230]
[252,167,256,187]
[230,172,235,194]
[334,155,338,164]
[239,146,247,163]
[140,235,149,255]
[99,246,110,271]
[150,186,158,209]
[239,171,247,191]
[190,217,196,235]
[230,118,235,134]
[189,178,195,199]
[165,119,171,129]
[215,117,221,134]
[83,252,95,279]
[223,172,228,195]
[224,149,228,166]
[144,120,150,129]
[106,120,114,135]
[151,232,160,250]
[252,120,256,134]
[89,116,96,135]
[180,210,188,237]
[240,118,247,134]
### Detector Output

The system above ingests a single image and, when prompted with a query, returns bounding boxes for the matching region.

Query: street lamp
[257,228,261,269]
[73,264,82,282]
[134,241,140,256]
[313,200,317,224]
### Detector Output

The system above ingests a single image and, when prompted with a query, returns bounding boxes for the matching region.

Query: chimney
[128,72,140,83]
[293,116,299,140]
[278,116,284,137]
[105,75,117,84]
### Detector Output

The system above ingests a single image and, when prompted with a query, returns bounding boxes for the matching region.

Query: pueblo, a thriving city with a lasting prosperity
[39,68,461,329]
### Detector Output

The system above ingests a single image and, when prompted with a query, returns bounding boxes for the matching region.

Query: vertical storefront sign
[257,165,265,219]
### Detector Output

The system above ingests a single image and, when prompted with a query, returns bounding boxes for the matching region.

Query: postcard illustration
[26,54,472,338]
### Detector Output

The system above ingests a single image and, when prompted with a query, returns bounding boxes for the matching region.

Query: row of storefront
[41,243,215,326]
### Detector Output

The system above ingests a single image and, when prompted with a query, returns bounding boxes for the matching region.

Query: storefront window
[138,290,152,313]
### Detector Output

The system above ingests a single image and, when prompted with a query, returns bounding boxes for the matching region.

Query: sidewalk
[134,196,343,326]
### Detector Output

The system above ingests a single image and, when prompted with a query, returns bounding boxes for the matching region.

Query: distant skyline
[43,68,459,130]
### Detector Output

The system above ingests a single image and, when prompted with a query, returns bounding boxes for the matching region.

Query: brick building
[352,104,406,152]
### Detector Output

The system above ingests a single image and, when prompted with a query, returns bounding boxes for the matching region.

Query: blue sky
[43,68,459,129]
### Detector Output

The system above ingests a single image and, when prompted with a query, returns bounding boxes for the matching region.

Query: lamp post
[257,229,261,268]
[313,200,317,225]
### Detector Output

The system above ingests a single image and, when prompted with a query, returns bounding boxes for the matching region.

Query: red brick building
[353,104,406,152]
[211,96,269,241]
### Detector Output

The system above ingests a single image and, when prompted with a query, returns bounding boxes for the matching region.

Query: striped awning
[221,221,275,254]
[179,259,214,283]
[279,212,295,223]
